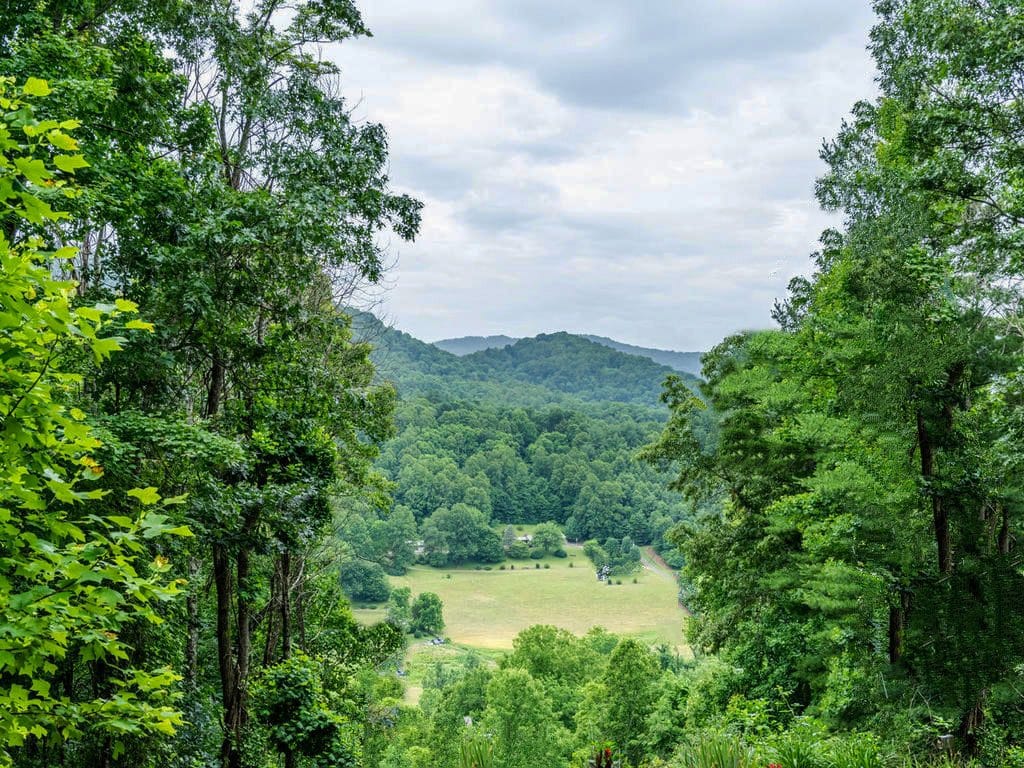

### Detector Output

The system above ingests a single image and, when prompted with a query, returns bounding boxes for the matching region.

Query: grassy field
[352,545,687,651]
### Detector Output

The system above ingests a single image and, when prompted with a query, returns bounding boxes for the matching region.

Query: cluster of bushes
[582,536,642,575]
[501,521,567,562]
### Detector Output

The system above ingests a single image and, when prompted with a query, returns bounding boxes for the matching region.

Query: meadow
[352,545,687,650]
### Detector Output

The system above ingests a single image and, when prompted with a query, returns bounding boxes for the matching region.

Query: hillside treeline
[0,1,421,767]
[641,0,1024,763]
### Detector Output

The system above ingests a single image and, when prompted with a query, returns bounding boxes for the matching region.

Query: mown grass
[352,545,687,651]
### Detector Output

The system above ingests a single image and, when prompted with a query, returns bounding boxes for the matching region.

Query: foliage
[410,593,445,637]
[0,78,186,762]
[643,0,1024,760]
[340,560,392,604]
[251,653,358,768]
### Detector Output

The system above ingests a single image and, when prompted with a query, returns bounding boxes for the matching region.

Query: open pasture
[352,546,687,651]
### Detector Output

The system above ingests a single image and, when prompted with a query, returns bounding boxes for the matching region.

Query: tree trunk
[917,409,951,574]
[214,543,240,768]
[887,586,909,664]
[281,551,292,660]
[998,503,1011,555]
[185,556,200,690]
[206,354,225,419]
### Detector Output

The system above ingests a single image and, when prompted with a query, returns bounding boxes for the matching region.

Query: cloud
[331,0,878,350]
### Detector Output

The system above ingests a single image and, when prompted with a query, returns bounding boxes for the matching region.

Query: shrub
[544,563,550,569]
[535,563,540,569]
[484,565,493,571]
[553,548,568,558]
[499,565,506,571]
[507,541,530,559]
[569,561,574,568]
[529,548,545,560]
[675,731,753,768]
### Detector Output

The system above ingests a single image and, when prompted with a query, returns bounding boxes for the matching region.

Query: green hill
[581,334,702,376]
[434,333,702,376]
[433,335,518,355]
[354,314,697,408]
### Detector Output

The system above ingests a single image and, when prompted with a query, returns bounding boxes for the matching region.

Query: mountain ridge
[351,313,698,409]
[434,333,702,376]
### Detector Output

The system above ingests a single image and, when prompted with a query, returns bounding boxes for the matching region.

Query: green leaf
[53,154,89,173]
[127,487,161,505]
[46,130,79,151]
[22,77,51,97]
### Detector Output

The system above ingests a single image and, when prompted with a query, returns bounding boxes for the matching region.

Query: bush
[529,549,544,560]
[553,548,568,558]
[499,565,506,570]
[675,731,753,768]
[544,563,550,569]
[569,561,574,568]
[535,563,540,569]
[507,541,530,559]
[484,565,492,571]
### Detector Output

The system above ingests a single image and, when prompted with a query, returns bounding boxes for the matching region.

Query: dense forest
[356,311,701,408]
[3,1,1024,768]
[432,334,703,377]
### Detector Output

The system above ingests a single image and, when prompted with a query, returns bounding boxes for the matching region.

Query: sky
[330,1,879,352]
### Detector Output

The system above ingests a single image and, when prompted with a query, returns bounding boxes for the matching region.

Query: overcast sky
[331,1,878,352]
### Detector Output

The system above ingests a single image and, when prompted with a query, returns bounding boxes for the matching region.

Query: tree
[339,560,391,603]
[410,593,444,637]
[421,504,503,566]
[386,587,412,632]
[502,625,601,727]
[374,505,417,575]
[481,668,567,768]
[531,522,563,554]
[502,524,517,551]
[0,79,186,761]
[601,640,660,766]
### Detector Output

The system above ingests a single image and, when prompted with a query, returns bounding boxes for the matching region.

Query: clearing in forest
[352,545,687,651]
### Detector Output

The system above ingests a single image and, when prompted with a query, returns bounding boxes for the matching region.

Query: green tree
[481,668,567,768]
[339,560,391,604]
[531,522,563,554]
[601,640,659,766]
[386,587,412,632]
[0,78,186,762]
[410,593,444,637]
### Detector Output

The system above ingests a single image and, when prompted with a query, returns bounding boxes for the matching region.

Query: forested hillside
[358,312,698,407]
[433,335,518,355]
[581,336,702,377]
[340,314,696,567]
[435,333,703,376]
[4,1,1024,768]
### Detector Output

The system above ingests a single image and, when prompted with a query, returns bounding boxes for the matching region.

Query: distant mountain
[352,314,697,409]
[434,335,519,356]
[434,333,701,376]
[581,335,702,377]
[460,333,685,407]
